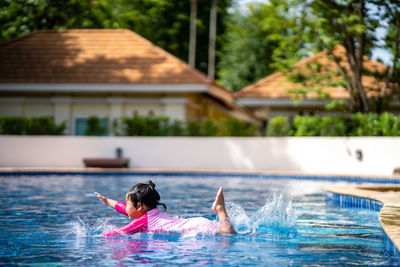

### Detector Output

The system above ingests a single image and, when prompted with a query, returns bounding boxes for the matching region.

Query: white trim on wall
[0,83,209,92]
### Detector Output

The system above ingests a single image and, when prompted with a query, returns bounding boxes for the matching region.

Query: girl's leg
[212,186,237,234]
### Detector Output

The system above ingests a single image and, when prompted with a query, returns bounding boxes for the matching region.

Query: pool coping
[325,185,400,258]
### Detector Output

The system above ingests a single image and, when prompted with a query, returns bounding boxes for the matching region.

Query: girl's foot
[212,186,237,234]
[212,186,225,214]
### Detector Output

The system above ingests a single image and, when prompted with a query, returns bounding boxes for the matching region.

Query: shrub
[121,113,171,136]
[319,116,347,136]
[168,120,185,136]
[378,112,400,136]
[186,121,202,136]
[220,118,258,136]
[0,116,27,134]
[144,115,168,136]
[202,119,218,136]
[292,116,321,136]
[348,113,380,136]
[0,116,65,135]
[265,116,291,136]
[84,116,108,136]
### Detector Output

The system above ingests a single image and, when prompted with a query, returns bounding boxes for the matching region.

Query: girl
[94,181,236,236]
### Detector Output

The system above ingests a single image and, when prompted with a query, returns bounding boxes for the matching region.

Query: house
[235,45,400,118]
[0,29,260,135]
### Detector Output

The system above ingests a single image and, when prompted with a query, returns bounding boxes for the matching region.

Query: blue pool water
[0,175,395,265]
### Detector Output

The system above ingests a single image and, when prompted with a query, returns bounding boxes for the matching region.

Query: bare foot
[212,186,225,213]
[212,186,237,234]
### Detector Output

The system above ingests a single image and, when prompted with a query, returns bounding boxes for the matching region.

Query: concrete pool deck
[2,167,400,254]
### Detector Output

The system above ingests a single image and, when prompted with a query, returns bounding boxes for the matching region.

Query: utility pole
[189,0,198,68]
[208,0,217,79]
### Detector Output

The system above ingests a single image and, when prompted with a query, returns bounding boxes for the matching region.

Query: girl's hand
[95,192,108,205]
[94,192,117,208]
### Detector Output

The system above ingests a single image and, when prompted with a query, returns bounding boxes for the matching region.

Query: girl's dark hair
[126,180,166,211]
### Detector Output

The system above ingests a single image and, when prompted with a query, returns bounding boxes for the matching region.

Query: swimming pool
[0,174,395,265]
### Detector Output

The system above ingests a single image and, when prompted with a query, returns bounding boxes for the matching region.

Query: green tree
[218,0,318,91]
[0,0,116,41]
[294,0,400,113]
[0,0,233,76]
[374,0,400,112]
[114,0,232,75]
[218,5,278,91]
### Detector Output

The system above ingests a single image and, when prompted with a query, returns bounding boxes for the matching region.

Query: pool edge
[1,167,400,184]
[325,185,400,260]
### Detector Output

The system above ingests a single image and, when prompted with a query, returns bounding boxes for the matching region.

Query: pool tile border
[326,191,383,211]
[325,185,400,262]
[1,167,400,184]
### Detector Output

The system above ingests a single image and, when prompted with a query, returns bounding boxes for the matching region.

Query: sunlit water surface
[0,175,394,265]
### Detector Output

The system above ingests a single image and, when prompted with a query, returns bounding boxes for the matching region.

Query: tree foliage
[219,0,399,113]
[217,3,280,91]
[0,0,232,75]
[218,0,316,91]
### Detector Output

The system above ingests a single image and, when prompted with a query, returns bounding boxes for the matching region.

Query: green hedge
[85,116,108,136]
[119,114,257,136]
[265,116,291,136]
[3,113,399,137]
[0,116,66,135]
[266,112,400,136]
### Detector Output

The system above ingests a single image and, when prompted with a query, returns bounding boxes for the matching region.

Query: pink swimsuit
[102,202,218,236]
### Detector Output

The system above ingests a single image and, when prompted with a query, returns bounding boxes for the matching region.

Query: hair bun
[148,180,155,189]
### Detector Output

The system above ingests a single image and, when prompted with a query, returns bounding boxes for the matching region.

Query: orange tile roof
[0,29,212,84]
[235,45,399,100]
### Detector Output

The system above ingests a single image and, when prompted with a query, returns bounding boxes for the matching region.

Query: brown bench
[83,158,130,168]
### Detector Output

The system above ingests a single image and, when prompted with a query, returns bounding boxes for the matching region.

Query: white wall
[0,136,399,176]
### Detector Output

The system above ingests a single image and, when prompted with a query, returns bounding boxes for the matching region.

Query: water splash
[226,192,297,238]
[225,202,252,234]
[65,216,115,237]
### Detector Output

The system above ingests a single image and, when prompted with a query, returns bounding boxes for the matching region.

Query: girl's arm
[94,192,128,216]
[95,192,116,208]
[102,213,148,236]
